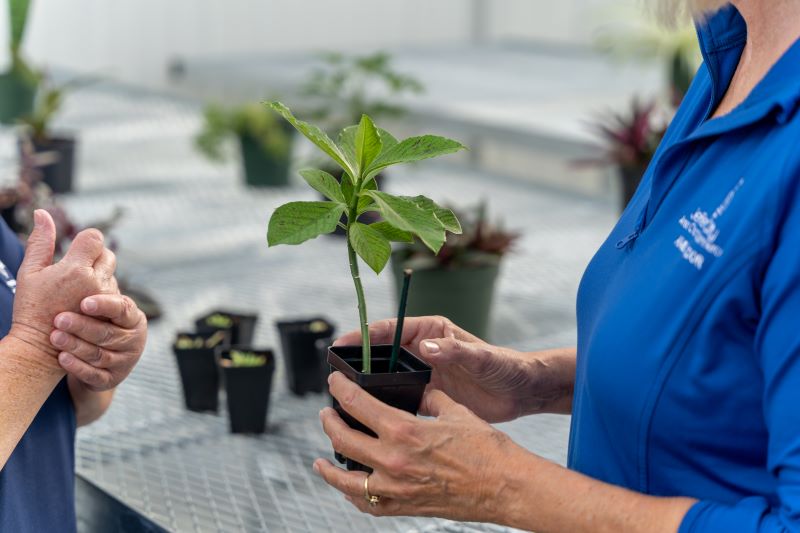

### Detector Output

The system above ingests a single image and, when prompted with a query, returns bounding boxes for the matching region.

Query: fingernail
[52,331,68,347]
[83,298,98,313]
[423,341,440,355]
[55,315,71,329]
[319,409,325,420]
[328,373,335,384]
[33,210,43,228]
[312,461,321,474]
[59,352,74,366]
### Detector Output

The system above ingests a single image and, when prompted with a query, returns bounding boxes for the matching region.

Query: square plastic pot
[195,309,258,346]
[218,347,275,434]
[276,317,335,396]
[172,330,229,413]
[19,134,77,194]
[327,344,432,472]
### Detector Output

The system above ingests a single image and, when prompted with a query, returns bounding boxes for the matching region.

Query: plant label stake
[389,269,412,373]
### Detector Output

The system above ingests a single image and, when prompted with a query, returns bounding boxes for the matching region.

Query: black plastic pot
[328,344,432,472]
[238,132,293,187]
[276,317,335,396]
[20,135,78,194]
[218,347,275,434]
[172,330,229,413]
[195,309,258,346]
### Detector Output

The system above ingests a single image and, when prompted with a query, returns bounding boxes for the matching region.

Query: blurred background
[0,1,700,531]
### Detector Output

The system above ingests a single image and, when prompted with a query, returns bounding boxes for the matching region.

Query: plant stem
[346,205,371,373]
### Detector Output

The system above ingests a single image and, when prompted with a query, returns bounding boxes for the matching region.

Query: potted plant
[275,317,335,396]
[586,97,667,211]
[301,52,425,234]
[172,330,228,412]
[266,102,464,471]
[195,103,294,187]
[391,203,519,340]
[195,310,258,346]
[217,348,275,434]
[17,76,90,194]
[0,0,39,124]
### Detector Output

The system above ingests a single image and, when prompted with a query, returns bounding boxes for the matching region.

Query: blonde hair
[649,0,730,26]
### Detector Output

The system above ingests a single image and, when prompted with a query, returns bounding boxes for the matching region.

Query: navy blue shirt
[569,5,800,532]
[0,220,77,532]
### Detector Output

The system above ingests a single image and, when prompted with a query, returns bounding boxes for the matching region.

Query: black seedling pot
[218,347,275,434]
[276,317,335,396]
[195,309,258,346]
[19,135,78,194]
[327,344,432,472]
[172,330,229,413]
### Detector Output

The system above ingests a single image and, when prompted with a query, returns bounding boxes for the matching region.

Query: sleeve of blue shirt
[679,169,800,531]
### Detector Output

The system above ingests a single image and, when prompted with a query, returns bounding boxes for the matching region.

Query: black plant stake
[389,269,413,373]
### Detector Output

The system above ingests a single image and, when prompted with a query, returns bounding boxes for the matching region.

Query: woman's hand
[9,210,119,365]
[315,372,528,523]
[50,293,147,392]
[335,316,573,422]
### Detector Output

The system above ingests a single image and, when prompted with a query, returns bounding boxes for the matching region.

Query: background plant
[395,202,520,270]
[266,102,464,373]
[301,51,423,135]
[228,350,268,368]
[19,75,95,141]
[6,0,38,83]
[195,103,291,162]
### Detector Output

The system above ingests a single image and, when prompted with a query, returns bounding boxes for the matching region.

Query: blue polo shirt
[569,4,800,530]
[0,221,77,531]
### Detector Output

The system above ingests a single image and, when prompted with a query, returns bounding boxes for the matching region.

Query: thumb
[419,337,490,373]
[421,389,459,418]
[19,209,56,275]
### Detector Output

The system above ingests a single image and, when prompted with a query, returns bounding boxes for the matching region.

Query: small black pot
[276,317,335,396]
[19,135,78,194]
[195,309,258,346]
[327,344,432,472]
[218,347,275,434]
[172,330,229,413]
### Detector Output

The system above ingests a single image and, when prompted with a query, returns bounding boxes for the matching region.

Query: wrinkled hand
[315,372,525,522]
[335,316,535,423]
[10,210,119,362]
[50,294,147,391]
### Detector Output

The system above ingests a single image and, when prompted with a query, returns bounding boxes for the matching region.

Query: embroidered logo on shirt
[0,260,17,294]
[674,178,745,270]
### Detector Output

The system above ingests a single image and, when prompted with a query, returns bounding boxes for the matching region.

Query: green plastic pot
[237,133,292,187]
[391,252,500,340]
[0,70,36,125]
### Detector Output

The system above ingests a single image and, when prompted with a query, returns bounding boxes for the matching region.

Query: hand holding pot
[335,316,554,423]
[10,210,120,362]
[50,294,147,391]
[316,372,530,522]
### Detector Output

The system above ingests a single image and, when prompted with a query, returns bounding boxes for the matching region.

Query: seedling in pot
[218,347,275,434]
[265,102,464,471]
[276,317,336,396]
[195,310,258,346]
[172,330,229,413]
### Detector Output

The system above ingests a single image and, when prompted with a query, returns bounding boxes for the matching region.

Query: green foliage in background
[301,51,424,134]
[594,4,701,105]
[20,76,95,140]
[195,103,291,162]
[6,0,39,83]
[266,102,464,373]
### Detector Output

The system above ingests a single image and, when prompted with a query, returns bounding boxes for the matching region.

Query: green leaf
[377,128,398,150]
[365,191,446,252]
[355,115,382,173]
[299,168,346,204]
[370,221,414,243]
[407,195,462,234]
[366,135,466,177]
[341,175,355,204]
[267,201,345,246]
[267,102,356,177]
[9,0,31,50]
[356,179,378,214]
[337,126,357,165]
[348,222,391,274]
